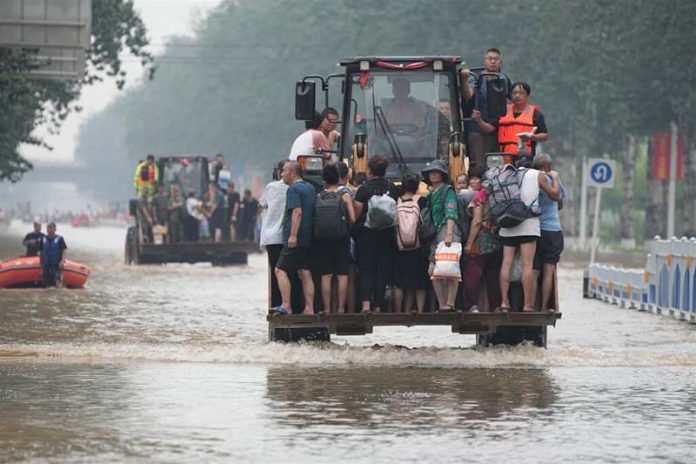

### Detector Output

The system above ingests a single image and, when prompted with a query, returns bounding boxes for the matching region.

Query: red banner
[651,132,684,180]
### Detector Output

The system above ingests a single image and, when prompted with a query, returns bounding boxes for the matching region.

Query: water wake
[1,342,695,368]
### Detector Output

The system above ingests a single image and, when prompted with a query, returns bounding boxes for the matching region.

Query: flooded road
[1,222,695,463]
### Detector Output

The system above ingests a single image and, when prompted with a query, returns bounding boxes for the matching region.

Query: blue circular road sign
[590,161,614,185]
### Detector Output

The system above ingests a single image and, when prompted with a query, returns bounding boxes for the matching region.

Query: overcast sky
[20,0,223,165]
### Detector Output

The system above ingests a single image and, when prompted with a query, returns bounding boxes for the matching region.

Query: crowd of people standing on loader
[133,154,260,244]
[264,152,564,316]
[263,47,563,315]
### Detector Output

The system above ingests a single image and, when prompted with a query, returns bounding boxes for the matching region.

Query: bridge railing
[586,236,696,322]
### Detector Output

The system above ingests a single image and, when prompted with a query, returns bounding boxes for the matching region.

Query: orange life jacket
[498,104,537,155]
[136,163,156,188]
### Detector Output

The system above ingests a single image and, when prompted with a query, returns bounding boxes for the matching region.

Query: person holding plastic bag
[421,160,461,312]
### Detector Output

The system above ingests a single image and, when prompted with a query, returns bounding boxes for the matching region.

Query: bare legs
[275,267,314,315]
[275,268,292,310]
[429,263,459,310]
[540,263,556,311]
[393,287,426,313]
[499,242,538,311]
[321,274,348,313]
[298,269,315,314]
[519,241,537,310]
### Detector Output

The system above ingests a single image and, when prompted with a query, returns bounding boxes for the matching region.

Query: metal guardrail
[586,236,696,323]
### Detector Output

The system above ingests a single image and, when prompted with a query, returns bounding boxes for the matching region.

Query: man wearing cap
[23,219,45,257]
[133,154,160,197]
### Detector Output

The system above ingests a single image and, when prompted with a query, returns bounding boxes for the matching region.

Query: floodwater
[0,221,694,463]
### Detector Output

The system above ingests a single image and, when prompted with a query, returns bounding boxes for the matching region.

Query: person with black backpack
[353,156,400,313]
[314,164,356,313]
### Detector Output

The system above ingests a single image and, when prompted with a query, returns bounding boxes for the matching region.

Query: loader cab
[296,56,466,183]
[158,156,210,199]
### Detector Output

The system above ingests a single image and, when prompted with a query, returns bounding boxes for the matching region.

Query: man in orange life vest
[471,81,548,160]
[133,154,160,197]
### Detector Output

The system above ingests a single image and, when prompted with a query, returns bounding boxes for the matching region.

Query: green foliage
[73,0,696,204]
[90,0,154,89]
[0,0,153,182]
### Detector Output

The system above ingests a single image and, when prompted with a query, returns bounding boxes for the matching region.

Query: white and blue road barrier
[586,236,696,323]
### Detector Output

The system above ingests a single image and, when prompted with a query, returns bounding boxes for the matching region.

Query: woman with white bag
[421,160,461,312]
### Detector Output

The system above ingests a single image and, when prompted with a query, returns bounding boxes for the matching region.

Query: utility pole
[579,156,588,250]
[667,122,678,238]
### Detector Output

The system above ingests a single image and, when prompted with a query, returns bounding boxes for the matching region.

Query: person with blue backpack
[39,222,68,287]
[314,164,356,313]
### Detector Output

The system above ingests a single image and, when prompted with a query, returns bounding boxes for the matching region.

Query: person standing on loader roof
[473,82,548,159]
[272,161,316,316]
[133,154,160,197]
[460,48,512,167]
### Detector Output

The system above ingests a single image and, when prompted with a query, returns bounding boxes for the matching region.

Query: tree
[74,0,696,237]
[0,0,153,182]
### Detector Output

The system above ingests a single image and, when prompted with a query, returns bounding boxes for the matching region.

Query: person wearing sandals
[393,174,429,313]
[421,160,461,312]
[272,161,317,316]
[497,164,561,312]
[462,164,502,312]
[353,156,400,313]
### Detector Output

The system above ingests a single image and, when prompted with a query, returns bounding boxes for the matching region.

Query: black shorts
[534,230,564,270]
[314,237,350,276]
[276,246,311,274]
[500,235,539,248]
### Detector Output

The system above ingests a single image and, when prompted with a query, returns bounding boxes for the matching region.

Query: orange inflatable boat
[0,256,90,289]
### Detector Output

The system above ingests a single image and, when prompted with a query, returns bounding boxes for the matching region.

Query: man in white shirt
[185,191,206,242]
[260,161,290,308]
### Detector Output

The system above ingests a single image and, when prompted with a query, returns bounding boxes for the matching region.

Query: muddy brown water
[1,221,694,463]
